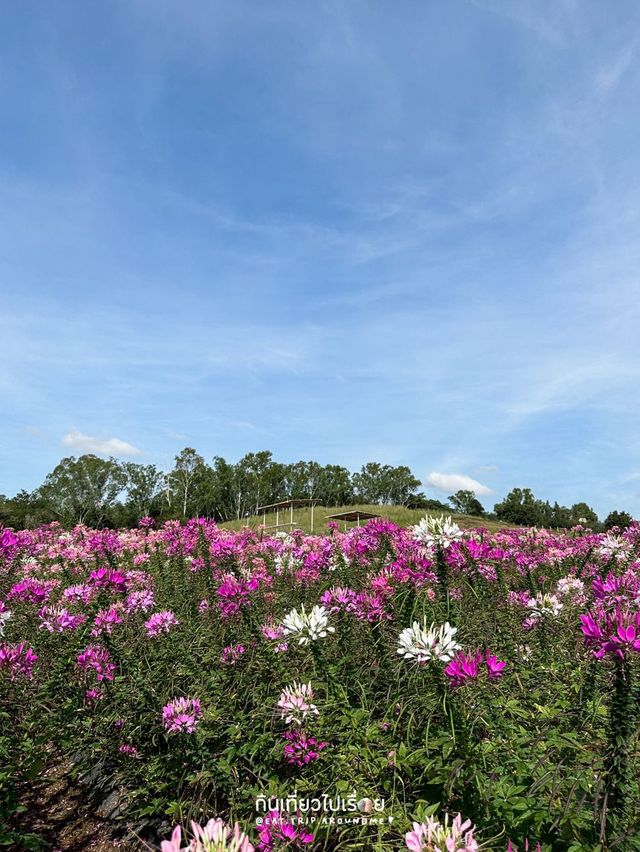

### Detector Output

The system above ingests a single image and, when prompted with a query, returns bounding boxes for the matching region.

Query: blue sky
[2,0,640,517]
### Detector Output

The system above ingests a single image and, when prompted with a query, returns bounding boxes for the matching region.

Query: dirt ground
[13,756,139,852]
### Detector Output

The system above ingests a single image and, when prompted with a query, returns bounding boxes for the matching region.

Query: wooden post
[290,504,294,529]
[276,508,279,530]
[310,503,314,534]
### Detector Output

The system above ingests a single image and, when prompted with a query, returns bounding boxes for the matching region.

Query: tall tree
[231,451,286,518]
[319,465,354,506]
[604,510,633,531]
[123,462,165,520]
[449,490,485,516]
[494,487,543,526]
[352,463,421,505]
[569,502,599,528]
[282,461,324,501]
[167,448,209,519]
[39,455,127,527]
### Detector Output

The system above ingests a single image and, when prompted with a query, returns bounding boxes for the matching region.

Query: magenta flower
[91,605,124,637]
[0,528,19,560]
[88,567,128,592]
[0,642,38,679]
[580,606,640,659]
[445,649,506,687]
[63,584,95,605]
[260,621,285,640]
[216,576,258,617]
[485,653,507,678]
[38,605,87,633]
[76,645,116,682]
[125,589,155,613]
[444,650,481,686]
[145,610,180,637]
[257,811,313,850]
[162,697,202,734]
[85,688,103,703]
[282,730,327,766]
[7,578,52,605]
[221,644,246,664]
[161,819,254,852]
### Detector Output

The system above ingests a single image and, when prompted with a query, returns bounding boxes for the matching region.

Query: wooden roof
[256,499,319,512]
[325,510,381,522]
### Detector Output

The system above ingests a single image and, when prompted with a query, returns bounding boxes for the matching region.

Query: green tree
[352,463,421,505]
[123,462,165,521]
[448,490,485,516]
[494,487,543,526]
[0,490,55,529]
[282,461,325,501]
[604,510,633,531]
[167,448,211,519]
[383,465,422,505]
[230,451,286,519]
[318,465,354,506]
[205,456,237,522]
[569,502,599,528]
[38,455,126,527]
[406,493,450,511]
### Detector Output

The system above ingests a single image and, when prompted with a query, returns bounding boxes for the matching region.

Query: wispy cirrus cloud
[62,429,141,457]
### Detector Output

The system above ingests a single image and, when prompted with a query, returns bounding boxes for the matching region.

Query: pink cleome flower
[277,682,319,726]
[221,644,246,664]
[91,605,124,637]
[580,605,640,659]
[38,605,87,633]
[405,813,478,851]
[282,730,327,766]
[161,818,254,852]
[145,610,179,637]
[162,697,202,734]
[257,811,313,851]
[76,644,116,682]
[445,649,506,688]
[0,642,38,680]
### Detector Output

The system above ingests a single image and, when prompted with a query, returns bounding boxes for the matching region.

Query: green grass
[219,503,511,535]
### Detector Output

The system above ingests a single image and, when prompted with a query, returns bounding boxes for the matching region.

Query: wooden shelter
[325,510,381,530]
[256,499,319,533]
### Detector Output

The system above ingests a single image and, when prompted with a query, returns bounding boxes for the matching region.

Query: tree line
[0,449,633,532]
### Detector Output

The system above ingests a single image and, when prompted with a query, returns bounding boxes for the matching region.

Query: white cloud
[62,429,141,457]
[426,472,492,496]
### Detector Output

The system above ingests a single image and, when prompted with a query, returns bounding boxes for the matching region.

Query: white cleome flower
[0,604,11,637]
[281,604,335,645]
[397,620,462,663]
[555,577,585,600]
[597,534,631,560]
[410,515,464,550]
[526,592,563,618]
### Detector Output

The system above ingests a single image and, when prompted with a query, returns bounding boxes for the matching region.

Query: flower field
[2,516,640,851]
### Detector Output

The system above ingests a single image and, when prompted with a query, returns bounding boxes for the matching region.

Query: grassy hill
[220,503,511,535]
